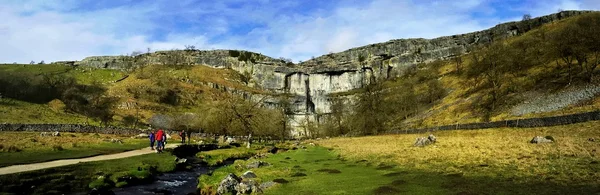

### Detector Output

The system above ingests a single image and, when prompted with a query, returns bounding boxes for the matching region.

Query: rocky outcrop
[217,173,241,195]
[414,134,437,147]
[69,11,592,137]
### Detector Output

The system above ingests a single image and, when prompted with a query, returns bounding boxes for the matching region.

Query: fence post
[516,119,519,127]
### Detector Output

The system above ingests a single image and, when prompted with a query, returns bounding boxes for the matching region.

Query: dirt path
[0,144,180,175]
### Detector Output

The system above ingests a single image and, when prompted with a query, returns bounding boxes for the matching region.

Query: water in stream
[112,160,234,195]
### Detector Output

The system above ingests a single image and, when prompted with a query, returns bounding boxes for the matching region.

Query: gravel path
[0,144,180,175]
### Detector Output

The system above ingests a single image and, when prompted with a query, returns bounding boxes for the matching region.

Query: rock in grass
[235,179,261,194]
[241,171,257,179]
[246,161,270,169]
[414,134,437,147]
[530,136,553,144]
[217,173,241,195]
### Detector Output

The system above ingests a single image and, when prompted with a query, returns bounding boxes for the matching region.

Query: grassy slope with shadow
[0,151,176,195]
[199,146,454,195]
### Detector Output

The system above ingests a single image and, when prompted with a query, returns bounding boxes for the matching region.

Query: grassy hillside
[350,12,600,131]
[0,61,287,140]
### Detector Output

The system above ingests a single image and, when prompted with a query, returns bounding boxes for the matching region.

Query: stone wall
[393,110,600,134]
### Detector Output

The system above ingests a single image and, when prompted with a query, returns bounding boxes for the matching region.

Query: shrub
[48,99,66,112]
[5,145,22,152]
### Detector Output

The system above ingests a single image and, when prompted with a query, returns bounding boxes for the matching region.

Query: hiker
[149,131,156,150]
[156,129,165,152]
[179,130,186,144]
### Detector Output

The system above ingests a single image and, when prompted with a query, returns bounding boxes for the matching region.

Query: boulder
[217,173,241,195]
[246,161,270,169]
[414,134,436,147]
[175,158,188,164]
[52,131,61,136]
[241,171,257,179]
[530,136,553,144]
[259,181,277,191]
[226,137,237,144]
[235,179,261,194]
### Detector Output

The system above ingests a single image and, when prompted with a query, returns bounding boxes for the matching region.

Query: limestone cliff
[70,10,591,135]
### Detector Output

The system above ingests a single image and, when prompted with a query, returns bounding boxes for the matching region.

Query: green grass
[0,64,124,84]
[199,146,456,195]
[0,98,92,124]
[0,152,177,195]
[196,147,258,166]
[0,132,148,167]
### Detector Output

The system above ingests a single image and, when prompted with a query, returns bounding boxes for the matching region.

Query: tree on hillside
[329,98,348,136]
[225,96,268,148]
[522,14,532,21]
[276,96,293,140]
[349,82,387,135]
[465,43,510,120]
[450,47,463,74]
[62,82,117,126]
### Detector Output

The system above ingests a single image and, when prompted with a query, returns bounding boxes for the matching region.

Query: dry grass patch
[317,121,600,192]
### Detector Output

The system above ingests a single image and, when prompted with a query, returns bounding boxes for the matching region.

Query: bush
[48,99,66,112]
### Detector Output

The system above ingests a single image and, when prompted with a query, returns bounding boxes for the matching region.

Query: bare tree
[450,47,463,74]
[225,96,267,148]
[522,14,532,21]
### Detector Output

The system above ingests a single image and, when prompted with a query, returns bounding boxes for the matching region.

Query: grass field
[199,146,456,194]
[0,152,176,195]
[0,132,147,167]
[316,121,600,194]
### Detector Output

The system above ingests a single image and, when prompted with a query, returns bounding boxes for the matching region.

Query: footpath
[0,144,180,175]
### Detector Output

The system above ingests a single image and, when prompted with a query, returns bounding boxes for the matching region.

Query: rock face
[217,173,241,195]
[69,11,591,138]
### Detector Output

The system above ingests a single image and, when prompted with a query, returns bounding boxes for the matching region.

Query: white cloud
[0,0,598,63]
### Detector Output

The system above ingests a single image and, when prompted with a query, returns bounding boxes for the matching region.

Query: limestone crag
[69,11,591,137]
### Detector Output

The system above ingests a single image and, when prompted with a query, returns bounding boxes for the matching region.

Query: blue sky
[0,0,598,63]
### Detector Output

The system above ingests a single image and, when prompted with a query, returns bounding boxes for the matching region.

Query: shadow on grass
[372,167,600,195]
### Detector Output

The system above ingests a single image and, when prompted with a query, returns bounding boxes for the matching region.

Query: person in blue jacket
[149,131,156,150]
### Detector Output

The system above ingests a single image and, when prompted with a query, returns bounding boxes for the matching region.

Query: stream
[111,159,234,195]
[93,144,230,195]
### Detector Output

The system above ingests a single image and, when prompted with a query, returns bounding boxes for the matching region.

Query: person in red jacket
[156,129,165,152]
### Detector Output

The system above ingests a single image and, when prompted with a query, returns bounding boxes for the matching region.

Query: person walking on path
[156,129,165,152]
[149,131,156,150]
[179,130,186,144]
